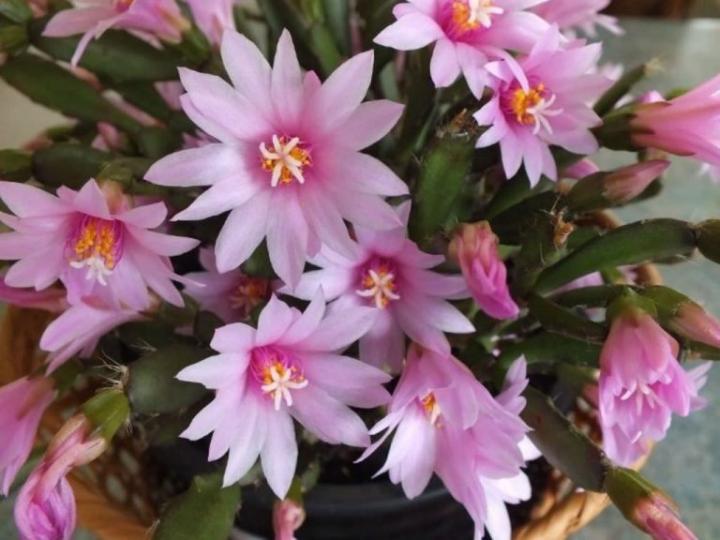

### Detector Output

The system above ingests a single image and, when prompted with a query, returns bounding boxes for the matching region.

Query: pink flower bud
[635,494,698,540]
[632,76,720,167]
[562,158,600,180]
[0,376,55,495]
[273,499,305,540]
[603,160,669,204]
[13,416,107,540]
[672,302,720,349]
[14,469,76,540]
[450,222,519,320]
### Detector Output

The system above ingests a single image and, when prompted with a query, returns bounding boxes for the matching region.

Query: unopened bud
[273,499,305,540]
[605,467,698,540]
[566,160,668,212]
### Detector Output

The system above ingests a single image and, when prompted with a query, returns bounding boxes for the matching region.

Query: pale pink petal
[215,192,271,273]
[176,353,249,389]
[172,177,260,221]
[260,410,297,498]
[0,182,68,218]
[266,192,308,288]
[290,385,370,447]
[430,39,461,88]
[43,7,115,36]
[315,50,374,130]
[332,100,404,150]
[221,30,273,117]
[145,144,244,187]
[271,30,304,122]
[331,152,409,196]
[300,306,376,352]
[118,202,167,228]
[211,322,256,353]
[374,13,443,50]
[256,294,296,346]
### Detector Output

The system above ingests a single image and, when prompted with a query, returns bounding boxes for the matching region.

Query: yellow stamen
[356,263,400,309]
[421,393,442,426]
[511,84,545,126]
[260,135,312,187]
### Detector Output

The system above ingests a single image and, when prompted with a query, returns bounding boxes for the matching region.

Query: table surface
[1,17,720,540]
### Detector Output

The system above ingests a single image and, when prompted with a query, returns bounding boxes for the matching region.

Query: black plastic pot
[236,480,474,540]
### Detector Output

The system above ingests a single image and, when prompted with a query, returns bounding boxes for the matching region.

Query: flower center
[229,276,270,318]
[421,393,442,427]
[508,83,563,136]
[251,349,308,410]
[451,0,504,32]
[356,259,400,310]
[67,216,124,286]
[113,0,134,12]
[260,135,312,187]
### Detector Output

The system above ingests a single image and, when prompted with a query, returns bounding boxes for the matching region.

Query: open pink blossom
[177,292,391,497]
[631,75,720,167]
[449,221,519,320]
[474,29,611,185]
[40,298,143,372]
[374,0,550,91]
[43,0,189,66]
[599,305,711,466]
[286,202,473,371]
[186,0,237,46]
[0,376,55,495]
[531,0,621,36]
[0,179,198,311]
[145,30,407,287]
[14,416,106,540]
[360,349,534,540]
[184,247,272,322]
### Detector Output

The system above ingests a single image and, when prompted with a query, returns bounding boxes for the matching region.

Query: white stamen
[356,269,401,309]
[468,0,504,28]
[261,365,308,411]
[526,93,564,136]
[70,256,114,286]
[260,136,306,187]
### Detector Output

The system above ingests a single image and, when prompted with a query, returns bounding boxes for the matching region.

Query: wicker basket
[0,213,661,539]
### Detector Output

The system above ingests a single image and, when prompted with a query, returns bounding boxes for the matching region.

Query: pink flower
[599,306,710,466]
[0,179,198,311]
[186,0,237,46]
[531,0,621,37]
[474,29,610,185]
[184,247,272,322]
[0,376,55,495]
[360,349,534,540]
[273,499,305,540]
[374,0,550,91]
[43,0,190,66]
[40,298,143,372]
[14,416,106,540]
[286,202,473,371]
[449,221,519,320]
[145,30,407,287]
[632,75,720,167]
[177,292,391,497]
